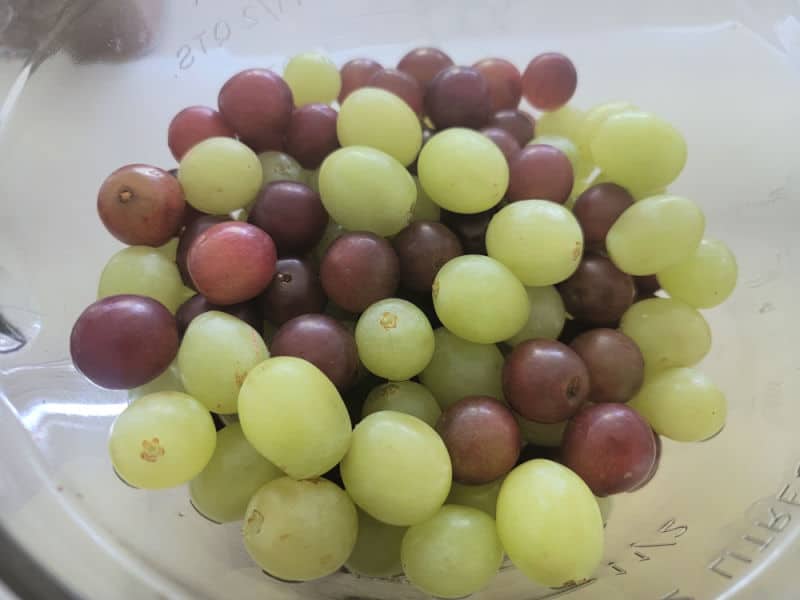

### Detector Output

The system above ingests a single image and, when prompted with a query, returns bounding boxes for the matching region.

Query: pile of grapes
[69,47,737,597]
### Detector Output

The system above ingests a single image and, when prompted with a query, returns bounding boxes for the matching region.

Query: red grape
[339,58,382,103]
[570,329,644,404]
[473,58,522,111]
[635,275,661,299]
[176,215,229,287]
[261,257,326,326]
[557,254,636,325]
[284,104,339,169]
[572,183,634,245]
[397,47,454,89]
[176,294,262,336]
[508,144,574,204]
[480,127,521,163]
[521,52,578,111]
[630,432,662,491]
[425,66,492,130]
[367,68,424,115]
[486,109,535,146]
[392,221,463,292]
[167,106,235,161]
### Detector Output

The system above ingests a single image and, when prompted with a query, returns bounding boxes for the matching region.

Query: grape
[156,237,180,261]
[486,200,583,286]
[503,339,589,423]
[189,423,283,523]
[487,109,535,146]
[397,47,454,88]
[522,52,577,111]
[239,357,352,478]
[570,329,644,403]
[259,258,325,325]
[507,144,574,204]
[284,52,341,106]
[339,57,383,102]
[507,285,566,346]
[577,100,637,159]
[410,176,441,223]
[248,181,327,256]
[178,311,268,413]
[258,151,305,186]
[187,222,277,305]
[591,111,687,195]
[440,206,497,254]
[176,294,262,336]
[362,381,441,427]
[242,477,357,581]
[320,232,399,313]
[97,164,186,247]
[528,134,584,173]
[425,66,492,129]
[631,432,662,491]
[401,505,503,599]
[176,215,228,287]
[635,274,661,298]
[337,87,422,166]
[433,255,528,344]
[657,239,737,308]
[97,246,186,313]
[392,221,463,292]
[178,137,263,214]
[419,328,505,409]
[557,253,636,325]
[620,297,711,372]
[368,68,424,115]
[606,194,705,275]
[629,367,726,442]
[473,57,522,111]
[447,478,504,517]
[167,106,235,161]
[346,509,406,578]
[355,298,435,381]
[496,459,603,587]
[535,104,585,140]
[128,360,183,401]
[109,391,216,489]
[515,415,567,448]
[319,146,416,236]
[481,127,521,163]
[312,219,346,263]
[284,103,339,169]
[558,317,592,344]
[341,411,451,526]
[436,396,520,484]
[572,182,634,244]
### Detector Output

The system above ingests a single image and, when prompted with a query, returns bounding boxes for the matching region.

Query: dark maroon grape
[486,109,535,146]
[425,66,492,130]
[562,403,657,496]
[522,52,578,111]
[177,215,229,287]
[248,181,328,256]
[572,183,634,245]
[180,203,206,231]
[339,58,383,103]
[502,339,589,423]
[397,47,454,89]
[440,206,499,255]
[557,254,636,325]
[630,432,662,491]
[392,221,463,292]
[635,275,661,298]
[176,294,263,336]
[472,58,522,112]
[320,232,399,313]
[508,144,574,204]
[70,295,178,390]
[569,329,644,403]
[270,314,359,390]
[284,104,339,169]
[480,127,521,163]
[167,106,235,161]
[260,258,326,326]
[367,68,424,115]
[558,318,592,345]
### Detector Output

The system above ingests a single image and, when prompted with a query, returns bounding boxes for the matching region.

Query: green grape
[303,167,320,192]
[178,137,263,214]
[633,186,666,201]
[341,411,451,526]
[486,200,583,286]
[620,298,711,372]
[362,381,441,427]
[109,391,216,489]
[313,219,344,263]
[242,477,357,581]
[565,170,601,211]
[258,151,304,186]
[419,328,505,409]
[629,367,726,442]
[529,134,590,177]
[97,246,185,313]
[446,479,504,517]
[535,104,585,140]
[507,286,566,346]
[239,356,352,479]
[496,459,603,587]
[657,239,738,308]
[345,509,406,578]
[418,128,508,214]
[283,52,341,106]
[177,312,269,414]
[411,176,441,222]
[577,100,637,160]
[606,194,705,275]
[338,87,423,166]
[591,111,687,195]
[355,298,435,380]
[189,423,283,523]
[515,415,567,447]
[319,146,416,236]
[401,505,503,599]
[156,237,179,261]
[128,361,183,401]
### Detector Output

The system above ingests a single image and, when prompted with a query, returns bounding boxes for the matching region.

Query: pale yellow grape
[128,362,183,401]
[156,237,179,261]
[497,459,603,586]
[657,239,738,308]
[507,286,566,346]
[591,111,687,195]
[341,411,451,526]
[362,381,441,428]
[319,146,416,236]
[629,368,726,442]
[411,176,441,222]
[401,505,503,599]
[529,134,590,177]
[418,128,508,214]
[242,477,357,581]
[486,200,583,286]
[620,298,711,372]
[109,391,216,489]
[313,219,345,263]
[607,194,705,275]
[346,509,406,578]
[97,246,185,313]
[283,52,341,106]
[515,415,567,448]
[420,328,505,409]
[433,255,528,344]
[577,100,637,159]
[633,186,666,201]
[355,298,435,380]
[535,104,585,140]
[258,151,304,186]
[177,312,268,414]
[447,479,504,517]
[178,137,262,213]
